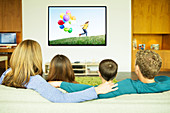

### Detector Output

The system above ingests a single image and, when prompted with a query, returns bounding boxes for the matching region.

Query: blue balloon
[59,25,64,29]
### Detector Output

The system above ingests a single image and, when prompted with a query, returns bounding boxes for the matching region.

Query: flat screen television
[48,6,107,46]
[0,33,17,46]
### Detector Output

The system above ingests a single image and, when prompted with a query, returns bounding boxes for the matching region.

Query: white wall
[22,0,131,72]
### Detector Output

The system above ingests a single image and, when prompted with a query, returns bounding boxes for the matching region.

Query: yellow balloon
[60,13,65,19]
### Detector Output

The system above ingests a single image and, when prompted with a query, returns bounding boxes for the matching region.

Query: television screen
[0,33,17,46]
[48,6,107,46]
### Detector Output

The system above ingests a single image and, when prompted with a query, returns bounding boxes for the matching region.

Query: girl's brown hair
[47,55,76,83]
[2,40,43,88]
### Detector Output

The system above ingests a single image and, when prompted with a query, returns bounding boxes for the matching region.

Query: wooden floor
[0,68,170,81]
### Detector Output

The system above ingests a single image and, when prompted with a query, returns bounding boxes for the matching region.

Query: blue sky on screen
[49,7,106,40]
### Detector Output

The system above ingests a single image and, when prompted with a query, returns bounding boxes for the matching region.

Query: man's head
[99,59,118,81]
[135,50,162,79]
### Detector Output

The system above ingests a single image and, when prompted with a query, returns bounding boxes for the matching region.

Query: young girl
[79,21,89,37]
[0,39,117,103]
[47,54,78,83]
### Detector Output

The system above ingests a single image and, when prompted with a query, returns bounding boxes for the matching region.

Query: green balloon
[64,28,67,31]
[68,28,72,33]
[64,28,69,32]
[69,21,71,24]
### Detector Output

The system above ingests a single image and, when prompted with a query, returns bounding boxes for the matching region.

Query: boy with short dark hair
[50,50,170,99]
[99,59,118,82]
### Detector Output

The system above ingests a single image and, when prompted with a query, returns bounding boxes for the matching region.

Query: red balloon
[58,20,64,25]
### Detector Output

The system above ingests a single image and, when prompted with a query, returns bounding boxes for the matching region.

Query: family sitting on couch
[0,39,170,103]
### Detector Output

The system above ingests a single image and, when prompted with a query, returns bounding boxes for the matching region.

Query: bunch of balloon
[58,10,76,33]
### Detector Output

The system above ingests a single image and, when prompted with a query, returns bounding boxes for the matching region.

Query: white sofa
[0,85,170,113]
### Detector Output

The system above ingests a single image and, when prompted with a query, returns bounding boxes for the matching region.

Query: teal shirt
[60,76,170,99]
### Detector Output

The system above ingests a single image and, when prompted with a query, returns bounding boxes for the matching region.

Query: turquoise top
[60,76,170,99]
[0,69,97,103]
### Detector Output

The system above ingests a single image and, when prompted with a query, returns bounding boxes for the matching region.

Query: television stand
[0,47,9,49]
[0,48,15,53]
[45,62,99,76]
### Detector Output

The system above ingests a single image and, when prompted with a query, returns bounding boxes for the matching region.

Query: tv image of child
[79,21,89,37]
[49,50,170,99]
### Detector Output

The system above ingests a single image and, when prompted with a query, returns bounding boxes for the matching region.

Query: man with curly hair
[135,50,162,83]
[49,50,170,99]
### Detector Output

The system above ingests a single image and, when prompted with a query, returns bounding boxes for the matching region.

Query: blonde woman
[0,39,117,103]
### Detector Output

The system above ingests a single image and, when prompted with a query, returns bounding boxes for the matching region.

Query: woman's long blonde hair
[2,39,43,88]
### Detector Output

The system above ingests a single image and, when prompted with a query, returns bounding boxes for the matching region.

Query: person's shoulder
[116,79,139,93]
[27,75,47,88]
[3,68,11,75]
[118,78,134,83]
[30,75,45,82]
[30,74,42,78]
[117,79,131,86]
[155,76,170,83]
[118,78,141,86]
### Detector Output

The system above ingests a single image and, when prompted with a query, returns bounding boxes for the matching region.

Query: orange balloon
[70,16,73,20]
[72,16,76,20]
